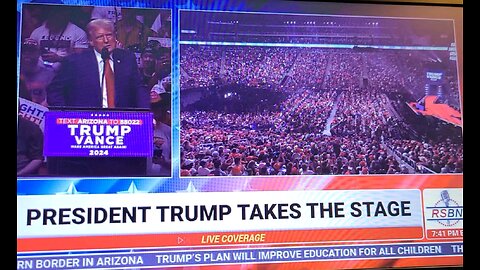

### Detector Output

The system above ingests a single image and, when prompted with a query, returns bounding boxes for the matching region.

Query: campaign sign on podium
[43,110,153,157]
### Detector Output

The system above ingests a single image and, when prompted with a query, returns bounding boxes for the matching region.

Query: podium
[43,108,153,177]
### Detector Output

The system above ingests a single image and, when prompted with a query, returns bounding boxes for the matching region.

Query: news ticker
[18,189,425,238]
[18,189,462,238]
[17,242,463,270]
[17,188,463,255]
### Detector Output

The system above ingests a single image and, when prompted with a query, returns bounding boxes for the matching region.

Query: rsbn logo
[427,190,462,227]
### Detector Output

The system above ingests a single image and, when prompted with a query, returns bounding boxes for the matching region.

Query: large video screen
[17,0,463,269]
[18,3,172,177]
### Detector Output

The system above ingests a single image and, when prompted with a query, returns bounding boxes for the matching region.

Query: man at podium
[46,18,149,109]
[44,19,151,177]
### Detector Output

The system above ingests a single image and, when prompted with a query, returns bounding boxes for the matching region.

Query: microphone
[100,47,110,96]
[440,190,451,225]
[440,190,450,207]
[101,47,110,60]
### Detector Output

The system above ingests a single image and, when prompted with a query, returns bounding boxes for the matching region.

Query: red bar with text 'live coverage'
[17,227,423,252]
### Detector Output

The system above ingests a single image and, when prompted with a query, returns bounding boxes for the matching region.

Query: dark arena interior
[179,11,462,177]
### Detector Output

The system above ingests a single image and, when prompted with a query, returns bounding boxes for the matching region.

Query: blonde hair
[86,18,115,40]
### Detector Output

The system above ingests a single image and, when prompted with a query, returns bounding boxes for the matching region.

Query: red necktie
[104,58,115,108]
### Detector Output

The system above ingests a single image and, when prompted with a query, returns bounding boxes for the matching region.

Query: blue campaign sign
[43,110,153,157]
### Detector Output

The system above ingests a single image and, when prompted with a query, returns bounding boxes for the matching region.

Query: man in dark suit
[45,19,150,176]
[47,18,149,108]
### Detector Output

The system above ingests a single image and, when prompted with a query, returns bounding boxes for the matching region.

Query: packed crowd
[180,46,462,176]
